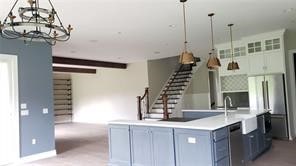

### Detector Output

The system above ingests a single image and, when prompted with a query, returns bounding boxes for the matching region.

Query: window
[248,41,262,53]
[219,47,246,59]
[234,47,246,57]
[265,38,280,51]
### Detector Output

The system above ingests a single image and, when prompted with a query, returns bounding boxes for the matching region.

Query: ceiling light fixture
[227,24,239,71]
[179,0,195,65]
[207,13,221,70]
[0,0,73,46]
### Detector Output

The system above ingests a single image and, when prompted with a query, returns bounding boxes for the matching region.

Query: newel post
[145,87,150,114]
[162,94,169,120]
[137,96,142,120]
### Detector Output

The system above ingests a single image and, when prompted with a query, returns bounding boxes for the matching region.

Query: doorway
[0,54,19,165]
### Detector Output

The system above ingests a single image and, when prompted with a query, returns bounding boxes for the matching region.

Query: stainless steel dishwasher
[228,122,246,166]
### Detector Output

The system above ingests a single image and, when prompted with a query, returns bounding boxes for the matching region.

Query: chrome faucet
[224,96,233,118]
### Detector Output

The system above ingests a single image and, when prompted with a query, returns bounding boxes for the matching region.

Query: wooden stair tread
[147,112,172,114]
[168,80,189,84]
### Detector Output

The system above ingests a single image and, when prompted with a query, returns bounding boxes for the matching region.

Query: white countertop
[109,109,270,131]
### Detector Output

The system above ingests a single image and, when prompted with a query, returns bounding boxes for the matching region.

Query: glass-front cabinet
[215,29,286,106]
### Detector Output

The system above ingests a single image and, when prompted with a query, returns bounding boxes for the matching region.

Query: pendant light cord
[182,2,188,52]
[229,24,234,62]
[210,16,214,51]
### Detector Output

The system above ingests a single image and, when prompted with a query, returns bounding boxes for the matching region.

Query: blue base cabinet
[243,112,273,162]
[130,126,175,166]
[150,127,175,166]
[174,129,212,166]
[108,125,230,166]
[108,125,131,166]
[174,127,230,166]
[243,129,259,161]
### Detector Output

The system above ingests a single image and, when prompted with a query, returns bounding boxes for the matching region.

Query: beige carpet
[24,123,296,166]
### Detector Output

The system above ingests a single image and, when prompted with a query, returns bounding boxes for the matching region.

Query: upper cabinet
[217,41,249,76]
[217,29,286,76]
[246,36,285,75]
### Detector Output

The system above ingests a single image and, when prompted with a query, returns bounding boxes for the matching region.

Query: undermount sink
[232,114,258,134]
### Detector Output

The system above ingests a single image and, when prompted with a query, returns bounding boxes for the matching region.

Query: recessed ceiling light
[168,24,176,28]
[117,32,122,35]
[89,39,98,43]
[70,50,76,54]
[154,51,161,54]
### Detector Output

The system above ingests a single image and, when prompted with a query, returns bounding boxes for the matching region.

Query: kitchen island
[108,109,271,166]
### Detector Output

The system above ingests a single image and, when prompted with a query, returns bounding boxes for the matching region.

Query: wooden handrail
[137,87,149,120]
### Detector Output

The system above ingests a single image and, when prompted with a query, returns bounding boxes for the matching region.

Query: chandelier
[0,0,73,45]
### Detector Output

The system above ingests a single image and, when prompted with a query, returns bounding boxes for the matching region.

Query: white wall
[71,62,148,124]
[147,56,179,105]
[182,62,210,110]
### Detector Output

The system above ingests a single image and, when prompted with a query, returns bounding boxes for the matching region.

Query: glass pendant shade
[179,51,195,64]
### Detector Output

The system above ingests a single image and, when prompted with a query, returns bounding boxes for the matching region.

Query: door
[255,76,265,110]
[130,126,152,166]
[271,114,289,139]
[0,54,19,165]
[108,125,131,166]
[174,129,212,166]
[265,74,286,114]
[150,127,175,166]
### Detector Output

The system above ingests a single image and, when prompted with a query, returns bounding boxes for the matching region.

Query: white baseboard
[10,150,56,165]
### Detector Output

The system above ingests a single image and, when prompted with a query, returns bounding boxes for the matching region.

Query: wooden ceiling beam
[53,56,127,69]
[53,67,97,74]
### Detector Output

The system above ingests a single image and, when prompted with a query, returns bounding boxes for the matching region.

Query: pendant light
[207,13,221,69]
[227,24,239,70]
[179,0,195,64]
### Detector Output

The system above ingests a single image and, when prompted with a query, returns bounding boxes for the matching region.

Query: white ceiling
[1,0,296,63]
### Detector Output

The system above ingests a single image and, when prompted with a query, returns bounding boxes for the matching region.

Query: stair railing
[161,64,185,120]
[137,87,149,120]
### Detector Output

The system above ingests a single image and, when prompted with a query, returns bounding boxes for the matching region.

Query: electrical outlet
[21,110,29,116]
[43,108,49,114]
[20,103,27,109]
[32,139,36,145]
[187,137,196,144]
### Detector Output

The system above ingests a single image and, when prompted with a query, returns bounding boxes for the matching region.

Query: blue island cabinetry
[108,125,230,166]
[130,126,175,166]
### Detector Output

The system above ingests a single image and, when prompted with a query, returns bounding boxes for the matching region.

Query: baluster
[162,94,169,120]
[137,96,142,120]
[145,87,149,114]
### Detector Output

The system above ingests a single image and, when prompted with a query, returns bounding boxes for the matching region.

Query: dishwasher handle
[229,123,241,132]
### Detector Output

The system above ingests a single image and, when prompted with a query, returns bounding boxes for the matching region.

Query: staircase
[144,63,199,120]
